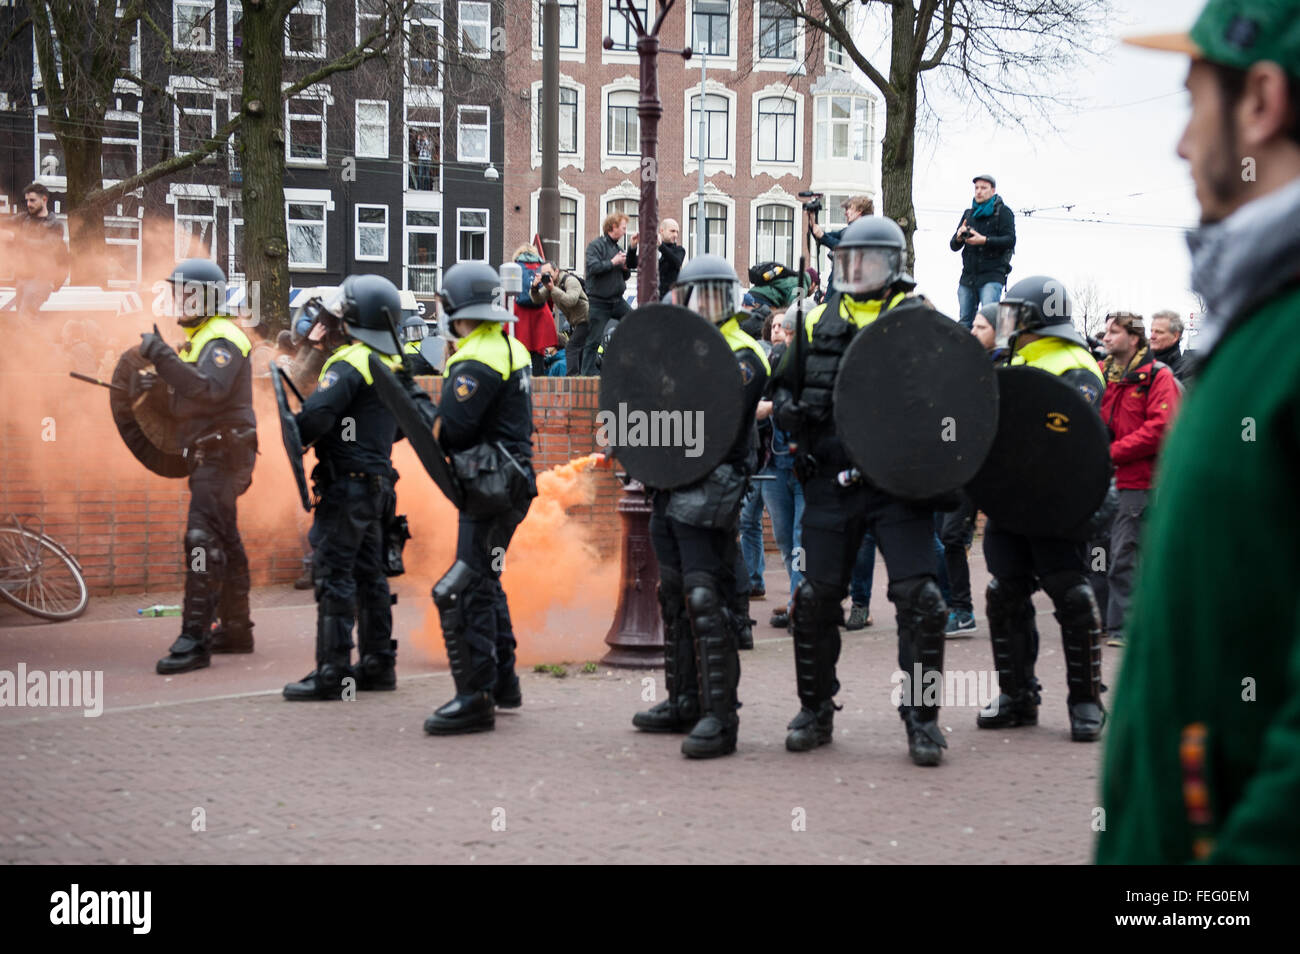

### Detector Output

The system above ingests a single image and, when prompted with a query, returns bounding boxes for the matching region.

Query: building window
[756,96,795,163]
[406,103,441,191]
[457,106,489,162]
[101,115,141,182]
[689,93,729,160]
[356,100,388,158]
[356,204,389,261]
[228,1,243,61]
[286,0,325,58]
[459,1,491,57]
[406,209,441,294]
[408,18,441,87]
[537,86,578,154]
[758,2,796,59]
[686,201,728,258]
[174,87,217,158]
[34,112,65,182]
[691,1,730,57]
[755,204,796,268]
[606,197,638,253]
[286,93,327,164]
[174,0,216,51]
[357,0,387,48]
[559,196,578,270]
[457,209,489,262]
[536,0,579,48]
[607,89,639,157]
[607,0,648,51]
[287,200,326,269]
[175,196,217,260]
[104,217,141,286]
[228,197,245,279]
[815,95,870,161]
[228,94,242,182]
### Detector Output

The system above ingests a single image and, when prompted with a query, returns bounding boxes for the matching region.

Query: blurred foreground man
[1100,0,1300,863]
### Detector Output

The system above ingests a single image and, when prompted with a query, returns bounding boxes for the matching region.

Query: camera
[540,272,552,286]
[798,190,824,216]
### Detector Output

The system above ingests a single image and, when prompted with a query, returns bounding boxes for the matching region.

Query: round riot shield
[110,347,188,479]
[833,302,998,501]
[967,365,1111,537]
[598,304,744,490]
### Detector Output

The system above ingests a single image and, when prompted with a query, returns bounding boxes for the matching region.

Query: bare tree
[1071,276,1108,341]
[767,0,1112,269]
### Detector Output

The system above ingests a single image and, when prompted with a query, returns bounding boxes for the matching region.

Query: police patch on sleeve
[740,360,755,385]
[454,374,479,402]
[320,369,339,390]
[212,346,232,368]
[1076,381,1099,405]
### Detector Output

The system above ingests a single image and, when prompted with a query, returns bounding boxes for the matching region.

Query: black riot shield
[368,354,464,508]
[597,304,744,490]
[833,302,998,501]
[272,367,312,512]
[110,347,188,479]
[967,365,1112,538]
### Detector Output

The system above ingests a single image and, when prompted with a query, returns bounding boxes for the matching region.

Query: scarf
[1102,345,1148,384]
[970,196,998,219]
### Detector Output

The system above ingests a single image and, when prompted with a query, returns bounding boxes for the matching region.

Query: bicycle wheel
[0,527,90,621]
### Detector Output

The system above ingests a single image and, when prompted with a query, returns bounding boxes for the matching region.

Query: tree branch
[919,0,956,72]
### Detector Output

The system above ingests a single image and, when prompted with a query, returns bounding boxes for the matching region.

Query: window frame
[534,0,580,51]
[171,185,220,262]
[169,77,220,162]
[689,92,729,161]
[456,208,490,263]
[33,108,65,188]
[404,208,443,295]
[355,99,389,159]
[228,195,245,282]
[405,98,443,193]
[604,0,648,59]
[173,0,216,53]
[606,89,640,158]
[101,111,142,184]
[406,4,443,89]
[682,82,736,177]
[103,214,142,288]
[815,94,872,163]
[356,0,388,49]
[536,84,579,156]
[690,0,731,58]
[683,197,732,263]
[284,85,331,168]
[458,0,492,59]
[284,0,326,59]
[355,204,390,262]
[457,105,490,164]
[752,199,799,270]
[284,187,333,271]
[529,183,585,273]
[756,1,797,61]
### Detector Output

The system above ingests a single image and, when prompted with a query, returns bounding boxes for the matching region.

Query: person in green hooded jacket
[1099,0,1300,864]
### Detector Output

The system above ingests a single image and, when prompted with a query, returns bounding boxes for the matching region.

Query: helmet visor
[996,301,1037,349]
[681,279,736,324]
[836,247,897,295]
[401,319,427,343]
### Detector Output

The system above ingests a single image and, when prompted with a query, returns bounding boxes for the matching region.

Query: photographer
[950,174,1016,329]
[806,195,873,292]
[528,261,589,377]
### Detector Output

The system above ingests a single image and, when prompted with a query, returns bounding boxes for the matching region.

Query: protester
[1100,0,1300,863]
[1098,311,1181,649]
[657,218,685,300]
[757,311,804,629]
[528,260,588,377]
[950,174,1015,328]
[513,245,559,376]
[1,182,68,317]
[1148,309,1191,381]
[582,214,638,374]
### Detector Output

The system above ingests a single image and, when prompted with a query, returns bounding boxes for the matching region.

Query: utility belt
[452,442,537,518]
[185,425,257,467]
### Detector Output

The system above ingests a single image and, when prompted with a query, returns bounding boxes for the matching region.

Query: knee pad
[792,579,843,630]
[657,567,684,609]
[184,528,224,577]
[433,560,481,630]
[1047,578,1100,630]
[986,576,1036,619]
[888,576,947,629]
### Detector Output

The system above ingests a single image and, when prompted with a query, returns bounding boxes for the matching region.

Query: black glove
[774,399,808,434]
[139,324,170,363]
[128,371,157,400]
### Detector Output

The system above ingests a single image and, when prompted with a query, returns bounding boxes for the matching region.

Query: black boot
[784,581,842,752]
[977,577,1041,729]
[284,599,354,701]
[731,587,755,651]
[354,643,397,691]
[157,546,220,674]
[892,576,949,766]
[424,561,496,735]
[210,561,254,654]
[681,579,739,759]
[492,581,521,708]
[633,573,699,733]
[1049,578,1107,742]
[355,592,397,691]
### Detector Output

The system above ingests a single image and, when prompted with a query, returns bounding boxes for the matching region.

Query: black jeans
[454,502,531,692]
[982,519,1089,590]
[566,321,589,376]
[312,475,393,661]
[583,296,629,374]
[939,491,977,612]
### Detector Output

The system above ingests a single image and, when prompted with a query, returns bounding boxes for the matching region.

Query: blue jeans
[759,465,804,604]
[849,532,877,607]
[739,482,766,589]
[957,280,1004,329]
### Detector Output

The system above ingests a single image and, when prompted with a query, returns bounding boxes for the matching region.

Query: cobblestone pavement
[0,551,1117,864]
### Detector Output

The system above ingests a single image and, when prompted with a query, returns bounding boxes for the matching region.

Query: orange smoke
[400,451,620,667]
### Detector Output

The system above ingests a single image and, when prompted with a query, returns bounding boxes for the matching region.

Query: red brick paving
[0,551,1117,864]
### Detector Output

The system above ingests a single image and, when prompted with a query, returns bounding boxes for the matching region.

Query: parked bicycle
[0,513,89,621]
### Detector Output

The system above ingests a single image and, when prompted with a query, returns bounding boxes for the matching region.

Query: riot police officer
[769,217,951,765]
[138,259,257,674]
[400,311,440,375]
[423,263,537,735]
[631,255,769,758]
[977,275,1107,741]
[283,275,406,700]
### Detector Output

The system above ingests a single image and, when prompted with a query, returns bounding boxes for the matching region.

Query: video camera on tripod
[798,190,825,219]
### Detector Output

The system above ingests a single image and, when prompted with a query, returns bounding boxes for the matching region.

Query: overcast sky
[885,0,1206,346]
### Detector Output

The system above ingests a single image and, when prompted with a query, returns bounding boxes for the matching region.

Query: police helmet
[674,254,741,325]
[399,311,429,344]
[319,274,403,356]
[166,257,227,325]
[438,262,515,341]
[997,275,1087,350]
[833,217,906,298]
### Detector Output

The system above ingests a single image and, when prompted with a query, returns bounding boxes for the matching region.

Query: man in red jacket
[1099,311,1181,647]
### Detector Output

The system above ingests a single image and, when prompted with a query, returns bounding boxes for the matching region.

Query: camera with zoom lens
[798,190,824,216]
